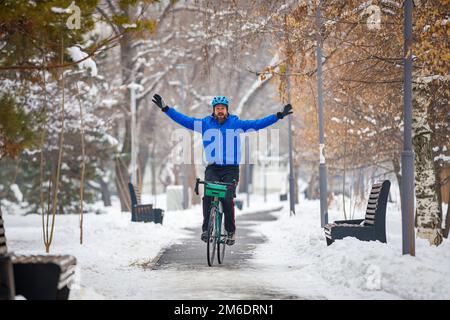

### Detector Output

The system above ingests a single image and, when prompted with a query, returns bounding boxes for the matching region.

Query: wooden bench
[128,183,164,224]
[0,209,77,300]
[324,180,391,245]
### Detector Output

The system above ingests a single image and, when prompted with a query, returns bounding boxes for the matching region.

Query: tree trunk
[115,118,131,212]
[151,144,157,197]
[306,173,318,200]
[294,165,300,204]
[136,95,157,193]
[114,30,134,212]
[100,179,111,207]
[189,164,200,205]
[354,168,363,201]
[434,160,443,222]
[412,81,443,246]
[328,171,334,205]
[392,155,402,206]
[138,142,150,191]
[444,186,450,238]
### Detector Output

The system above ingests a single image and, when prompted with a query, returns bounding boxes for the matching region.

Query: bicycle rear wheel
[217,204,226,264]
[207,206,217,267]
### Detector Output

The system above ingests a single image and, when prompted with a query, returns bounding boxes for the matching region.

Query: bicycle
[195,178,236,267]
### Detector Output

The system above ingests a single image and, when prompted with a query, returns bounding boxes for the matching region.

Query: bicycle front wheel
[207,206,217,267]
[217,203,226,264]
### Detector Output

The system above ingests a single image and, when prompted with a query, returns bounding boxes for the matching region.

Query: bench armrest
[334,219,364,225]
[134,204,153,215]
[136,204,153,209]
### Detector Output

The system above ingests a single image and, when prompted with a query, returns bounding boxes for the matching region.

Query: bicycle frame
[210,197,226,245]
[195,178,236,266]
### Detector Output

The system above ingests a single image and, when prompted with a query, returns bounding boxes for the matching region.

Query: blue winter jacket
[165,107,279,166]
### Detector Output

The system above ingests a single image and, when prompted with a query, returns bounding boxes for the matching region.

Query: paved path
[148,206,300,299]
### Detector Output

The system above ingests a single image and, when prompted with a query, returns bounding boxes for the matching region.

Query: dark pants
[202,164,239,233]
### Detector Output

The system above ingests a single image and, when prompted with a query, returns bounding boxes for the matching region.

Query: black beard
[214,113,227,124]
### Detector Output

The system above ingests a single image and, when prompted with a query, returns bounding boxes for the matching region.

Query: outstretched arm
[235,114,279,131]
[152,94,201,131]
[165,107,202,131]
[235,104,293,131]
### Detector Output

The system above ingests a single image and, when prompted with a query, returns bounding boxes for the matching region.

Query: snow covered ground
[2,191,449,300]
[2,193,283,299]
[253,197,450,300]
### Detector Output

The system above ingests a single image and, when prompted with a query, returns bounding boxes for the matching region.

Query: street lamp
[130,84,137,186]
[316,0,328,227]
[285,14,296,216]
[401,0,415,256]
[128,81,142,187]
[287,73,296,216]
[124,64,141,188]
[174,64,190,210]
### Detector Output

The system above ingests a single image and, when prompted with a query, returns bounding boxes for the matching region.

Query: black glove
[276,104,293,119]
[152,94,169,112]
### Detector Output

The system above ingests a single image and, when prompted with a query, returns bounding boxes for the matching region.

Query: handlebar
[195,178,236,195]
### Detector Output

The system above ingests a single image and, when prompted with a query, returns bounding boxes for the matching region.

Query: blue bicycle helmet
[211,96,229,108]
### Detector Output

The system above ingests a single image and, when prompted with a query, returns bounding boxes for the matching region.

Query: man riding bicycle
[152,94,293,245]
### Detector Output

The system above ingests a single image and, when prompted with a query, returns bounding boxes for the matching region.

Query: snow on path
[144,207,303,300]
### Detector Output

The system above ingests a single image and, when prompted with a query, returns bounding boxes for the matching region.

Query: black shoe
[201,231,208,243]
[226,232,235,246]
